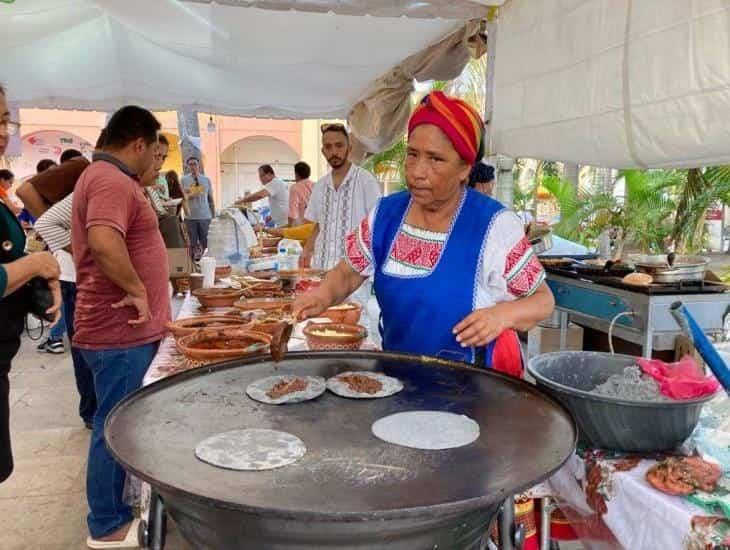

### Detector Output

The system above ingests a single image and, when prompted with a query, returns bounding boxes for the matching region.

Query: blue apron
[372,188,505,366]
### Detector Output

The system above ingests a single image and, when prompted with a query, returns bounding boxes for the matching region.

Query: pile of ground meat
[339,374,383,395]
[267,377,308,399]
[591,366,670,402]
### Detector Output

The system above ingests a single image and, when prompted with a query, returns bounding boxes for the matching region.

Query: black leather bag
[26,277,55,323]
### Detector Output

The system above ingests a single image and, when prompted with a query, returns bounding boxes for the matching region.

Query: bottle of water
[276,239,303,271]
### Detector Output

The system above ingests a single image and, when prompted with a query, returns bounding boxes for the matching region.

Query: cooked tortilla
[326,371,403,399]
[195,429,306,471]
[246,375,326,405]
[372,411,480,450]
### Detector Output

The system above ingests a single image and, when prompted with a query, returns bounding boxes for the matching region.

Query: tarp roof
[490,0,730,169]
[2,0,496,119]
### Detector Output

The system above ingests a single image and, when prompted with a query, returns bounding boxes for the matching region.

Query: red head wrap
[407,91,485,165]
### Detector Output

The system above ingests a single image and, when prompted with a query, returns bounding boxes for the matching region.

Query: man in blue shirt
[181,157,215,260]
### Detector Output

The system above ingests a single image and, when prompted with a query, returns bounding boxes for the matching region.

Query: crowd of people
[0,80,540,549]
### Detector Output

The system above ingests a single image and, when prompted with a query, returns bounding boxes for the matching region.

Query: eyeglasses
[1,120,20,136]
[320,122,347,134]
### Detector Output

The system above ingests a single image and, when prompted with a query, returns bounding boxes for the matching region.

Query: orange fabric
[408,91,484,164]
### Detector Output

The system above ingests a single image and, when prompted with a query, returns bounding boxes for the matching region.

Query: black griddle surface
[106,352,575,519]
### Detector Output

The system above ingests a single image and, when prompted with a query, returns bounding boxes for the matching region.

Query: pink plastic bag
[637,356,720,400]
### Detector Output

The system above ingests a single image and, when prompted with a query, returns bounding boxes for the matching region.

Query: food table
[541,394,730,549]
[134,288,729,550]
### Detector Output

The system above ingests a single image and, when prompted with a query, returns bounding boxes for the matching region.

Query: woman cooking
[294,92,553,376]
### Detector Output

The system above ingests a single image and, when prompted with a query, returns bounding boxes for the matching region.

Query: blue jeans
[62,281,96,423]
[80,342,159,539]
[185,218,211,258]
[48,294,66,341]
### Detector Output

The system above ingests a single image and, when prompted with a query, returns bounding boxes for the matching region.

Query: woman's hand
[292,292,330,321]
[453,305,510,348]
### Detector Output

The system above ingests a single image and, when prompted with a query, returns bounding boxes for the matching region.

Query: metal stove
[546,269,730,357]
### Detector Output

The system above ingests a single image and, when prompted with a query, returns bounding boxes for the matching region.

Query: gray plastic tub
[528,351,716,452]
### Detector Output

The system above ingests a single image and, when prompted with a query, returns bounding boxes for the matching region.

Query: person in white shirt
[34,192,97,429]
[237,165,289,227]
[301,123,381,270]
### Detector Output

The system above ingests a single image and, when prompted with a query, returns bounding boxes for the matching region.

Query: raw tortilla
[327,371,403,399]
[195,429,306,471]
[246,375,326,405]
[372,411,480,450]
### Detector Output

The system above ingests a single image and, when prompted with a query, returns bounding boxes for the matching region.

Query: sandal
[86,518,140,549]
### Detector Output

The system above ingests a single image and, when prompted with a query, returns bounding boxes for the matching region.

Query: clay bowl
[234,296,294,314]
[166,315,252,340]
[176,327,271,363]
[243,288,291,299]
[303,322,367,351]
[262,236,282,248]
[321,302,362,324]
[215,265,232,281]
[192,288,246,308]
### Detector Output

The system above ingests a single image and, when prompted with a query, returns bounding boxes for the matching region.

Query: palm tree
[544,166,730,256]
[671,166,730,252]
[543,170,677,257]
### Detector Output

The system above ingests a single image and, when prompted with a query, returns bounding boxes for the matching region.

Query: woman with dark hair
[0,85,62,483]
[294,91,554,550]
[165,169,186,217]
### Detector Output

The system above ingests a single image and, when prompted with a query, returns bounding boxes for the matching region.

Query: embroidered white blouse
[304,164,381,270]
[345,198,546,309]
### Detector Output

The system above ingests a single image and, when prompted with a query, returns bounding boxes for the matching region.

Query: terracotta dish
[262,236,282,248]
[176,327,271,363]
[303,322,367,351]
[166,316,252,340]
[243,287,291,299]
[234,296,294,314]
[321,302,362,324]
[192,288,246,308]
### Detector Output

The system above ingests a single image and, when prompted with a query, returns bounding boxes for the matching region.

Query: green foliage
[543,170,676,253]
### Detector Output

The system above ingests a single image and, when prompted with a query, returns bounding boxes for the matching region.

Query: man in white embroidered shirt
[301,123,381,270]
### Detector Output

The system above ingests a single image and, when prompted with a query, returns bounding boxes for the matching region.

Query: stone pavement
[0,333,189,550]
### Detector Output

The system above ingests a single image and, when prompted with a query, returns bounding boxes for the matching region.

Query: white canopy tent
[5,0,730,169]
[2,0,496,155]
[490,0,730,169]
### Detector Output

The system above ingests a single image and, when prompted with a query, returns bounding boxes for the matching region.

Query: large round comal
[528,351,716,452]
[106,351,576,550]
